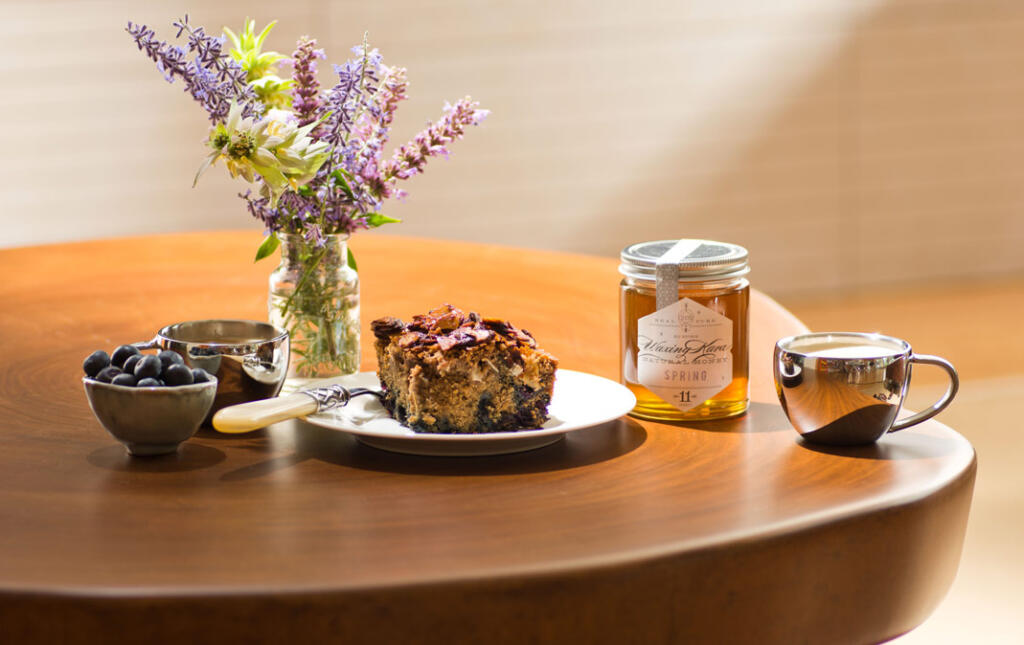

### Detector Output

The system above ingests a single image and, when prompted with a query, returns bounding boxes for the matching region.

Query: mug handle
[889,354,959,433]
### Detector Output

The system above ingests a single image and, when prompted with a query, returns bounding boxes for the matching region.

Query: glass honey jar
[619,239,750,421]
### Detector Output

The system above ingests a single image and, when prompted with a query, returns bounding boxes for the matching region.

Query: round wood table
[0,233,975,644]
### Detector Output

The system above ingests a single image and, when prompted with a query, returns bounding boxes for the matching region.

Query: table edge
[0,421,976,599]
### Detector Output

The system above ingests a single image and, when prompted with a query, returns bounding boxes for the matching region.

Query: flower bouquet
[127,16,488,377]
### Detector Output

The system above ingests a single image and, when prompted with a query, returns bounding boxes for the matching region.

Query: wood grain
[0,232,975,644]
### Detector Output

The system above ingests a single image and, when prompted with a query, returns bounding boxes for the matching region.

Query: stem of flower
[324,315,338,359]
[280,246,325,318]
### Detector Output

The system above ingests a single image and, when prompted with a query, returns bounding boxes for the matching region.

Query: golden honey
[619,240,750,421]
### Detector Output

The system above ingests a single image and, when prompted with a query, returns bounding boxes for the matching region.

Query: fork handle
[212,393,318,434]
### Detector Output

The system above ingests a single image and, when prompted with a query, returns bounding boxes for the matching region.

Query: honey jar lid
[619,239,749,282]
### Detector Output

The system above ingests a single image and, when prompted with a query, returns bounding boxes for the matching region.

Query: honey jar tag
[637,298,734,411]
[655,239,702,310]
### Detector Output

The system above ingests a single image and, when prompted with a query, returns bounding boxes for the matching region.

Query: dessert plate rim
[300,369,636,456]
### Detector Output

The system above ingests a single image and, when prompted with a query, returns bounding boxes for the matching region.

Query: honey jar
[619,239,750,421]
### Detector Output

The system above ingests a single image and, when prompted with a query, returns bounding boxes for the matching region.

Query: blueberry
[158,350,185,373]
[122,354,142,375]
[190,368,212,383]
[134,355,162,380]
[137,377,163,387]
[111,373,137,387]
[94,366,123,383]
[164,363,194,386]
[83,350,110,377]
[110,344,141,368]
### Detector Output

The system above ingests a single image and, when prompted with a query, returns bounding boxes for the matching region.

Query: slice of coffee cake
[371,304,558,433]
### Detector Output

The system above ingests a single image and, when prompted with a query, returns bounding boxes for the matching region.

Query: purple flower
[127,16,259,122]
[303,223,325,247]
[373,67,407,135]
[240,181,369,237]
[346,66,408,199]
[320,43,383,154]
[290,37,326,135]
[382,97,489,182]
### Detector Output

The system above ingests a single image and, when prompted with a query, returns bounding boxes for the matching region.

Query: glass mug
[774,332,959,445]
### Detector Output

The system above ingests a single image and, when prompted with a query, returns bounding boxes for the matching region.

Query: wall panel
[3,1,1023,295]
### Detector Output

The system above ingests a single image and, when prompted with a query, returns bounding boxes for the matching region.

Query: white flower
[195,103,330,205]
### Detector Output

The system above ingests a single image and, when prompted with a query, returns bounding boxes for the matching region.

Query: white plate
[302,369,636,456]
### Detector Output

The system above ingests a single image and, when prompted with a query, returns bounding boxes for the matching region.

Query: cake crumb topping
[371,304,538,353]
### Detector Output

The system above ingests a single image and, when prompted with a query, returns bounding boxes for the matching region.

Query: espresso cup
[773,332,958,445]
[135,319,290,421]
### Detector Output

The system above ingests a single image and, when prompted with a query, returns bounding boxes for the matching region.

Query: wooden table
[0,232,975,644]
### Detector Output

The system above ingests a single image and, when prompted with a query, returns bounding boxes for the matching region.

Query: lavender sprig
[354,66,408,199]
[126,15,259,122]
[290,37,326,134]
[320,42,383,156]
[372,67,408,136]
[382,97,489,182]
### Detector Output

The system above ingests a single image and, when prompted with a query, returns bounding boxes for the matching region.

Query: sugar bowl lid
[619,239,749,281]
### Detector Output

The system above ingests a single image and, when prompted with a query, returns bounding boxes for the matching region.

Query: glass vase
[268,233,360,379]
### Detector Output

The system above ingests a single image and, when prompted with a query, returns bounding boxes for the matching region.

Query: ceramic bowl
[82,377,218,456]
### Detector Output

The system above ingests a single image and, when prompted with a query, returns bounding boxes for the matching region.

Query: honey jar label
[637,298,733,410]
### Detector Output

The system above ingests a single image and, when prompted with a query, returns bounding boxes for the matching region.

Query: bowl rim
[82,375,218,392]
[156,318,289,348]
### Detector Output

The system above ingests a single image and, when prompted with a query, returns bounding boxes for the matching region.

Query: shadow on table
[660,402,792,434]
[794,430,959,461]
[219,417,647,480]
[87,442,226,472]
[663,401,957,461]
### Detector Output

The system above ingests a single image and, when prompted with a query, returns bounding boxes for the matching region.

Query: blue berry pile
[83,345,212,388]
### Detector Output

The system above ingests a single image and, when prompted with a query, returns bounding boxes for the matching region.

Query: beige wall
[3,0,1023,296]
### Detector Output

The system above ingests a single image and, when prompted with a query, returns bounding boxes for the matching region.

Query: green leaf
[347,247,358,271]
[223,26,241,51]
[192,151,219,188]
[255,20,277,49]
[365,213,402,228]
[293,111,331,141]
[254,233,280,262]
[331,170,354,199]
[297,184,314,197]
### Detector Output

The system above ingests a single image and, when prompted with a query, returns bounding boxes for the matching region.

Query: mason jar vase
[268,233,360,379]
